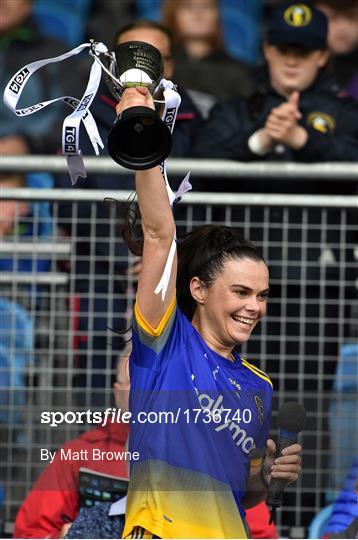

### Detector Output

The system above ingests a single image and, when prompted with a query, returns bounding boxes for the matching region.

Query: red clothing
[14,421,277,539]
[246,501,279,539]
[14,422,129,539]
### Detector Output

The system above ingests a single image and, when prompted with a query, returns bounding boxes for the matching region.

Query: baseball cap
[267,2,328,50]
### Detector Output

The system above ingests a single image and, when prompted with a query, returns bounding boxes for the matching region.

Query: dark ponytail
[177,225,266,321]
[121,203,266,320]
[119,193,143,256]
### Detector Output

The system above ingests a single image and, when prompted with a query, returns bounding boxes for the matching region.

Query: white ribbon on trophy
[154,78,192,299]
[3,41,192,299]
[3,42,107,184]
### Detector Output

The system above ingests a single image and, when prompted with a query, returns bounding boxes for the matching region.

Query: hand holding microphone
[262,402,306,523]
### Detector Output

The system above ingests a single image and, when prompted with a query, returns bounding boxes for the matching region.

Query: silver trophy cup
[95,40,172,170]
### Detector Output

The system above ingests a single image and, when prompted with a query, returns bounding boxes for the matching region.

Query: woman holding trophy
[117,85,302,539]
[3,31,302,539]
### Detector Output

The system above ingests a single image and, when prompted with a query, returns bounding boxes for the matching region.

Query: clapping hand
[264,91,308,150]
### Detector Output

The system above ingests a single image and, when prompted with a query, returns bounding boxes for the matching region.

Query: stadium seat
[34,0,90,47]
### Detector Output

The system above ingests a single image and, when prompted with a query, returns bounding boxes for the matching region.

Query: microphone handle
[266,436,297,509]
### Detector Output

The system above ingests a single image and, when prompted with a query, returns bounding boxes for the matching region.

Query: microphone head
[277,402,307,433]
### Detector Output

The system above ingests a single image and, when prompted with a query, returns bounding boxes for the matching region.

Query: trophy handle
[90,42,124,91]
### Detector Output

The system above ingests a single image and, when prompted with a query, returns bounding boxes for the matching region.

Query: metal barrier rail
[2,155,358,180]
[0,188,357,538]
[0,272,68,285]
[0,241,71,255]
[1,188,357,207]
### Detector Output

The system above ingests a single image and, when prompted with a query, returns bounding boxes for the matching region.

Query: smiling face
[263,43,329,96]
[190,257,269,355]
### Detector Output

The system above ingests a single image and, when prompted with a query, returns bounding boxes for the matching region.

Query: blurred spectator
[0,172,53,441]
[0,174,29,238]
[137,0,263,66]
[313,0,358,99]
[54,20,202,408]
[0,173,53,273]
[0,0,86,155]
[162,0,255,117]
[85,0,135,46]
[194,0,358,175]
[326,344,358,502]
[322,456,358,538]
[13,349,130,539]
[0,297,33,432]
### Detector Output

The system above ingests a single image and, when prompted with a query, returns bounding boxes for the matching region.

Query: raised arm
[116,87,177,329]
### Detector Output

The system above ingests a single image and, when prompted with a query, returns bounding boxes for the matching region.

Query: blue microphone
[267,402,307,523]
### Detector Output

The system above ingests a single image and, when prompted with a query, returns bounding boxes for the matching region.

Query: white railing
[1,188,357,208]
[0,169,357,538]
[2,155,358,180]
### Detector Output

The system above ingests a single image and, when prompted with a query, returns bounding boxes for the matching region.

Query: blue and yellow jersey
[124,299,273,539]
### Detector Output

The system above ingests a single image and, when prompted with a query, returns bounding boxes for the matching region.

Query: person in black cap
[192,0,357,441]
[193,8,357,532]
[193,0,358,169]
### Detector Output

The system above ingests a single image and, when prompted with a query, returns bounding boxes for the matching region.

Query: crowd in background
[0,0,357,538]
[1,0,358,158]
